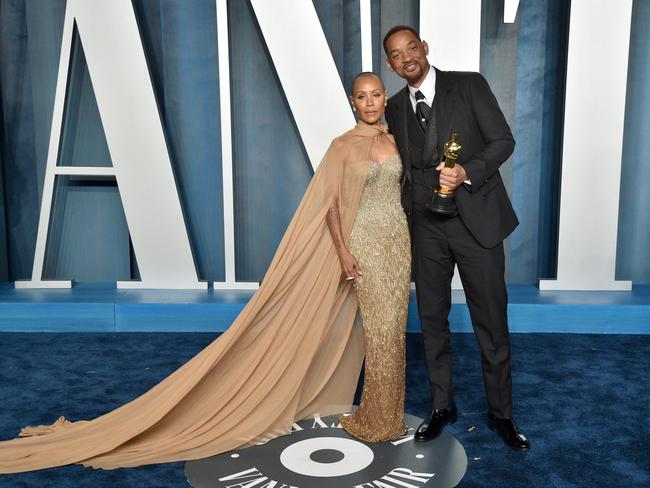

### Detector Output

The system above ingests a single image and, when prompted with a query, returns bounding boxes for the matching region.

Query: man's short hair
[383,25,421,55]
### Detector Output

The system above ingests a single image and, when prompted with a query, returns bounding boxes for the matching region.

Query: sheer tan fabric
[0,122,390,473]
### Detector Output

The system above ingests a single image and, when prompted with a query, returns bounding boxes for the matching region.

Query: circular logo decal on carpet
[186,412,467,488]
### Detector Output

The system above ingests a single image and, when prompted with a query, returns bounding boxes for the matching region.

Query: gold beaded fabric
[0,122,400,473]
[340,154,411,442]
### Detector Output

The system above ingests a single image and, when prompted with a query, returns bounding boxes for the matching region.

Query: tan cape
[0,122,390,473]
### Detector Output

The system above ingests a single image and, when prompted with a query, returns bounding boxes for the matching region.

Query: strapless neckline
[369,153,401,166]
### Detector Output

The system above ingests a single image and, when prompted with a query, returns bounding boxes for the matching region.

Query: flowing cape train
[0,123,388,473]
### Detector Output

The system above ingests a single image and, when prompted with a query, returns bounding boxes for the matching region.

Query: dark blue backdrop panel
[0,81,6,281]
[43,177,131,282]
[0,0,66,280]
[617,0,650,283]
[23,0,67,197]
[228,0,313,282]
[508,0,567,283]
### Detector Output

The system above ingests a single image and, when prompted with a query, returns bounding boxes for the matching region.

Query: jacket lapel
[422,101,439,166]
[434,69,456,151]
[422,68,452,165]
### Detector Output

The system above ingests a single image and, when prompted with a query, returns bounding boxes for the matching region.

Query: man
[382,25,529,451]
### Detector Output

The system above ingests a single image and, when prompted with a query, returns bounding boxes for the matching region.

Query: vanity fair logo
[217,466,432,488]
[185,413,467,488]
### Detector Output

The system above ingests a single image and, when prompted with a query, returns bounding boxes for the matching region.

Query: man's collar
[407,65,435,100]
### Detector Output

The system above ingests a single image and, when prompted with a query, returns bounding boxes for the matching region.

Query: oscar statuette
[430,133,462,215]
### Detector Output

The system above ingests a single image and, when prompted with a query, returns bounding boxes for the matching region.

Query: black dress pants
[412,205,513,418]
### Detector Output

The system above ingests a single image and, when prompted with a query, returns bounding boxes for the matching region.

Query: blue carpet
[0,333,648,487]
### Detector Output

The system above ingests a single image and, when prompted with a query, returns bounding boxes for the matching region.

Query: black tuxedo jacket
[385,68,519,249]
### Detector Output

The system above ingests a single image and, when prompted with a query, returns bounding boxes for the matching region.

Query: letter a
[17,0,204,289]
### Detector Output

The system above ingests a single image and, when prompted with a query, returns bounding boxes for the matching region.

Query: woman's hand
[325,202,363,281]
[338,249,363,281]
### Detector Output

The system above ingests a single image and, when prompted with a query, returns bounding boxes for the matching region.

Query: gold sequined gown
[340,154,411,442]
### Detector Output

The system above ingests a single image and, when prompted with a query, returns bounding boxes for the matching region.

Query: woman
[336,72,410,442]
[0,73,410,473]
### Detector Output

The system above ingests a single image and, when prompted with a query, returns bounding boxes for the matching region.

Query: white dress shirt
[408,65,436,112]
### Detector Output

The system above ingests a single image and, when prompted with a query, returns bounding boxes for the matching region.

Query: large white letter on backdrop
[540,0,632,291]
[16,0,204,290]
[420,0,520,69]
[249,0,356,171]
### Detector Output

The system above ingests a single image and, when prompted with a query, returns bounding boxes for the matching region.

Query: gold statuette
[430,133,462,215]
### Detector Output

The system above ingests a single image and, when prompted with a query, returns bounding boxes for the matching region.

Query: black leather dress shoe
[487,412,530,451]
[414,404,458,441]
